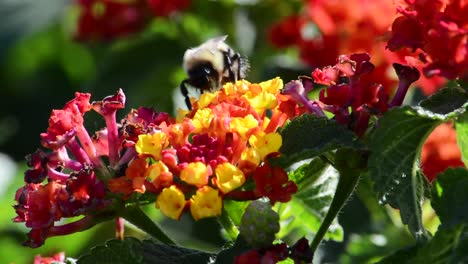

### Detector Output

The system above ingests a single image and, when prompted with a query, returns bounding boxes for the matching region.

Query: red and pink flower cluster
[387,0,468,80]
[267,0,453,95]
[282,53,420,136]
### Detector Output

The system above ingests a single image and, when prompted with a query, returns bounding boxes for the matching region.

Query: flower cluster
[13,78,299,247]
[234,238,312,264]
[13,89,172,247]
[267,0,446,95]
[74,0,190,41]
[33,252,66,264]
[268,0,398,91]
[282,53,420,136]
[109,78,298,220]
[387,0,468,80]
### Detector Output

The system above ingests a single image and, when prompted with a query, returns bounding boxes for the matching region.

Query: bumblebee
[180,35,249,109]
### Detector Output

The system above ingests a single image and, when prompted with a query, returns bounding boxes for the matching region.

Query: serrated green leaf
[78,238,145,264]
[77,238,215,264]
[287,158,328,190]
[369,106,441,241]
[278,115,364,167]
[455,111,468,166]
[378,224,468,264]
[275,164,343,242]
[431,168,468,228]
[419,83,468,116]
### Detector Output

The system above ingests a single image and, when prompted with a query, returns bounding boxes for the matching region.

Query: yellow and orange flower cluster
[109,78,297,220]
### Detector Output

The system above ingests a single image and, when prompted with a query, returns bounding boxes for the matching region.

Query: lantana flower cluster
[108,78,298,220]
[74,0,190,40]
[267,0,447,95]
[387,0,468,80]
[282,53,420,136]
[13,78,299,247]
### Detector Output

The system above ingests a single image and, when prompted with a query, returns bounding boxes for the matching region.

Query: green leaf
[275,163,343,243]
[223,200,249,226]
[455,111,468,166]
[278,115,364,167]
[419,83,468,116]
[121,206,176,245]
[369,84,468,242]
[431,168,468,228]
[369,106,442,242]
[378,224,468,264]
[78,238,215,264]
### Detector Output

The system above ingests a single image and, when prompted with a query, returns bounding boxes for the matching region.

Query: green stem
[122,206,177,245]
[218,208,239,241]
[310,169,361,252]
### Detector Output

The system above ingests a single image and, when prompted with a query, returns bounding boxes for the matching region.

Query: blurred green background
[0,0,436,263]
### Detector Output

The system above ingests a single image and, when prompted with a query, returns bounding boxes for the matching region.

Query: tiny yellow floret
[259,77,283,94]
[244,90,278,113]
[198,91,218,109]
[156,185,186,220]
[135,132,167,160]
[223,80,250,95]
[215,163,246,193]
[240,147,261,167]
[146,162,170,181]
[190,186,222,221]
[230,114,259,139]
[192,108,213,132]
[249,132,282,160]
[180,162,210,186]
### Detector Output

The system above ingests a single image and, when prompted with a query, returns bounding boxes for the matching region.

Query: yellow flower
[240,147,261,167]
[135,132,168,160]
[244,90,278,113]
[190,186,222,221]
[176,108,190,123]
[146,162,173,189]
[249,132,282,160]
[156,185,186,220]
[223,80,250,96]
[198,91,218,109]
[215,163,246,193]
[192,108,213,132]
[230,114,258,139]
[180,162,210,186]
[259,77,282,94]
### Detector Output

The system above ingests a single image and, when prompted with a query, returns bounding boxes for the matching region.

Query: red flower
[268,15,306,48]
[75,0,148,41]
[146,0,190,17]
[13,90,169,247]
[253,161,297,204]
[421,123,465,182]
[234,243,288,264]
[387,0,468,80]
[14,182,61,230]
[34,252,65,264]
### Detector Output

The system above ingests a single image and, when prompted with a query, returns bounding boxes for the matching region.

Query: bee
[180,35,249,109]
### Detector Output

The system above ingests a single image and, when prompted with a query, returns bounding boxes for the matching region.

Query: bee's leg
[222,51,237,82]
[180,79,192,110]
[230,53,242,81]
